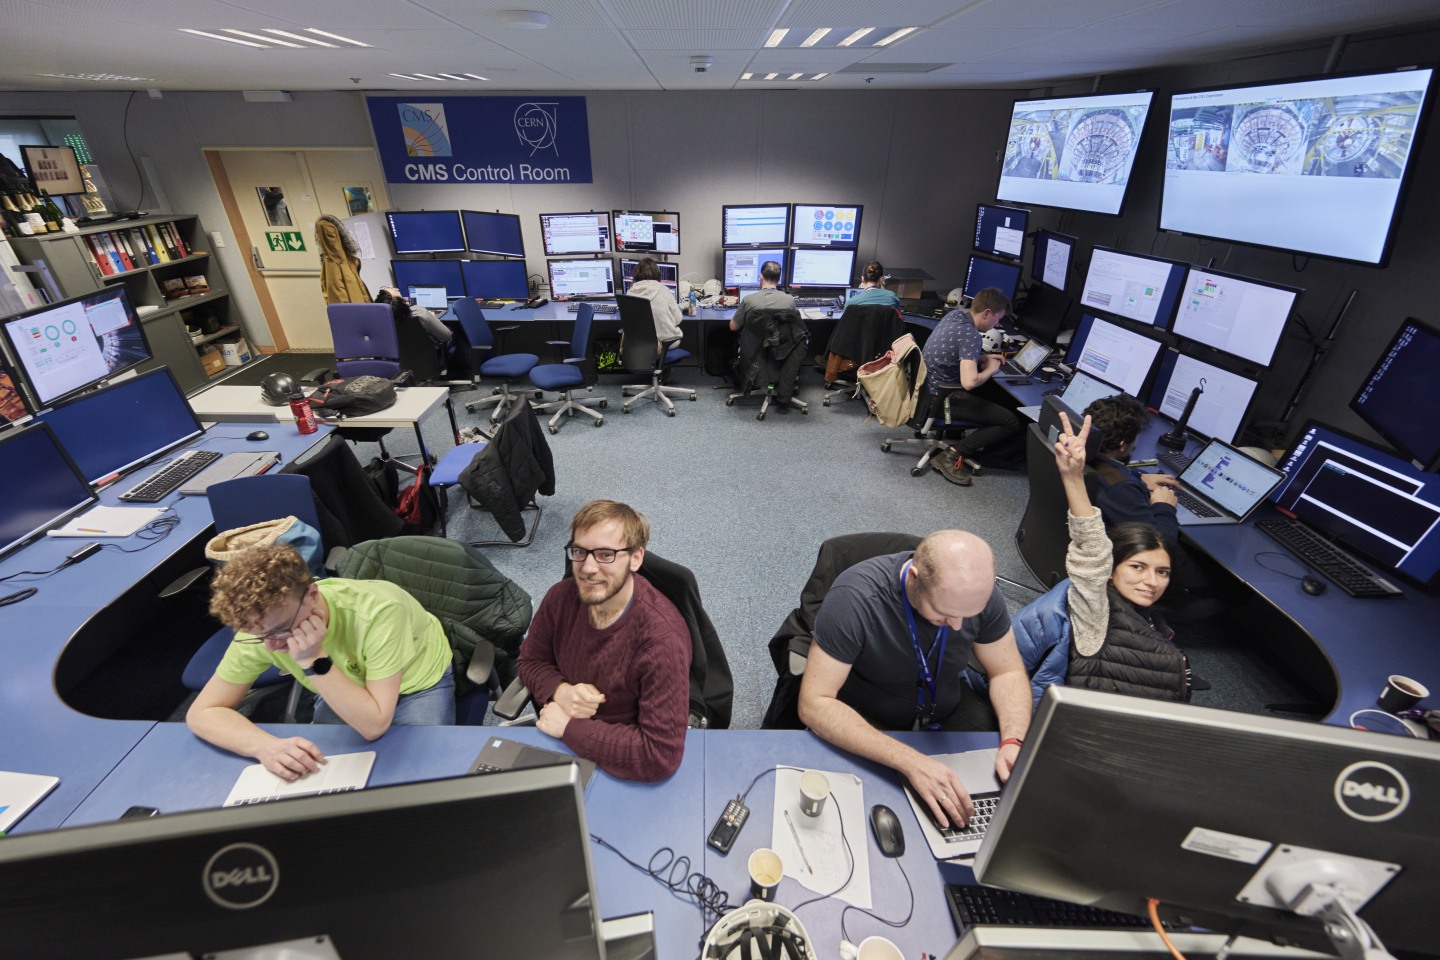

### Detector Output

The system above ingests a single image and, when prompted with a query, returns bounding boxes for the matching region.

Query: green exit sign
[265,230,306,252]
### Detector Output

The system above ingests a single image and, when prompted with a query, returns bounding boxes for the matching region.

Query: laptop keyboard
[1174,488,1221,518]
[118,449,222,502]
[794,297,840,308]
[566,303,618,314]
[232,785,360,805]
[926,791,1000,842]
[472,762,503,774]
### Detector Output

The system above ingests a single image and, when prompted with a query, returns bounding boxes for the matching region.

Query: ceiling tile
[937,0,1175,30]
[416,0,616,31]
[775,0,987,27]
[604,0,787,30]
[623,29,770,49]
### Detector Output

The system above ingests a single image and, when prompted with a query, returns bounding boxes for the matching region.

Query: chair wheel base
[689,394,696,401]
[666,409,675,417]
[725,398,735,406]
[881,442,892,452]
[593,418,603,427]
[910,465,927,477]
[548,425,558,435]
[598,399,608,408]
[801,407,808,415]
[622,406,631,413]
[757,412,766,421]
[823,399,831,407]
[621,389,629,397]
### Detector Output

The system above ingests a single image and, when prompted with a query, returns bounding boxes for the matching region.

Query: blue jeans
[313,664,456,727]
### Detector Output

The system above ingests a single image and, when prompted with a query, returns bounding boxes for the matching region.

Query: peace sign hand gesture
[1053,411,1092,480]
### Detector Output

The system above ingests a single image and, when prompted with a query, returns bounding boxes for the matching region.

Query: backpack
[395,465,442,535]
[362,456,400,507]
[307,375,397,418]
[857,334,927,428]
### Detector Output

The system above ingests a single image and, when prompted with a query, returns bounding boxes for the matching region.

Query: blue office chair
[328,303,407,380]
[450,298,540,424]
[527,302,606,435]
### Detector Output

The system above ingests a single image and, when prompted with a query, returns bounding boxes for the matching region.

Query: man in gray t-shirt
[730,259,794,332]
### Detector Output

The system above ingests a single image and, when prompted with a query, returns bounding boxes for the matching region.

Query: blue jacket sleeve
[1097,476,1179,545]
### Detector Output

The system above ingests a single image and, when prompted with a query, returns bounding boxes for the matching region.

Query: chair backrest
[616,294,660,372]
[570,302,595,356]
[328,302,401,379]
[208,474,323,544]
[1016,422,1100,589]
[451,297,495,351]
[1037,395,1105,459]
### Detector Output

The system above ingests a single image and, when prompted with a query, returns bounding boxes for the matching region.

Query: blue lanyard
[900,560,948,731]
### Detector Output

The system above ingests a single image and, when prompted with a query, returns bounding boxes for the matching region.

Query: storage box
[184,274,210,294]
[218,338,252,366]
[162,277,189,299]
[199,347,225,376]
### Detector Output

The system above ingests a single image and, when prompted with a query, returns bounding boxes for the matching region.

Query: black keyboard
[1159,450,1193,474]
[794,297,840,307]
[476,300,510,310]
[118,449,222,502]
[1174,488,1222,518]
[566,303,618,314]
[945,885,1181,936]
[924,791,1000,842]
[1257,517,1403,598]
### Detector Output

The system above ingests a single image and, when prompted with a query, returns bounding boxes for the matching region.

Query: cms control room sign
[367,96,594,184]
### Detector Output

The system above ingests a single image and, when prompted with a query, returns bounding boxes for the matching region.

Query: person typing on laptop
[187,544,457,780]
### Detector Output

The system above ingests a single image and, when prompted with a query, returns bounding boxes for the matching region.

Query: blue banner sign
[367,96,593,185]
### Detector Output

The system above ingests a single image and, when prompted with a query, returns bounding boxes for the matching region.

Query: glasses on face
[565,545,632,565]
[234,591,308,644]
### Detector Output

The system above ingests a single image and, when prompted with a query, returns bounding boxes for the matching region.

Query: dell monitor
[963,255,1022,302]
[461,210,525,258]
[386,210,465,254]
[791,203,862,247]
[540,212,611,256]
[974,203,1029,260]
[997,90,1155,215]
[612,210,680,255]
[0,421,97,560]
[1147,349,1259,445]
[20,144,86,197]
[722,204,791,247]
[1060,369,1124,415]
[1031,228,1076,292]
[1161,67,1435,266]
[1064,314,1163,398]
[1350,317,1440,469]
[723,249,786,288]
[619,258,678,298]
[975,686,1440,957]
[2,286,151,407]
[460,260,531,300]
[1172,266,1301,367]
[391,259,465,300]
[789,248,856,289]
[548,259,614,298]
[1079,247,1188,328]
[0,354,34,427]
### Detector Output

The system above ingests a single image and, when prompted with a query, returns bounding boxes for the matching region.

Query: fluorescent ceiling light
[36,73,155,81]
[264,28,337,46]
[788,73,803,80]
[463,73,490,81]
[305,28,371,47]
[224,28,301,47]
[741,72,753,80]
[388,73,421,80]
[765,29,787,47]
[498,10,551,28]
[874,27,916,46]
[180,28,269,47]
[800,28,831,47]
[437,74,468,80]
[837,28,874,47]
[812,73,828,80]
[412,74,443,80]
[764,72,778,80]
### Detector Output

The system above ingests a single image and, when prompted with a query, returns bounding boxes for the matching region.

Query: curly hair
[1083,394,1151,453]
[210,543,313,632]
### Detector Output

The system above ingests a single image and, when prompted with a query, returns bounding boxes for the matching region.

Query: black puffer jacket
[734,307,809,400]
[457,396,556,542]
[1065,585,1189,701]
[826,303,906,365]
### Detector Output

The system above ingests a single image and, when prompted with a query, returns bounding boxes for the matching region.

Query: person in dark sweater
[1082,394,1178,543]
[518,500,691,782]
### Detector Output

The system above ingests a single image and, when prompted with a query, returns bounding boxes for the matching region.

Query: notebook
[0,770,61,833]
[222,751,375,806]
[46,504,166,538]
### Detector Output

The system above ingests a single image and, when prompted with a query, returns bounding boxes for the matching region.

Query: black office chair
[822,303,906,406]
[1016,421,1103,589]
[881,379,984,477]
[616,294,696,417]
[726,307,809,420]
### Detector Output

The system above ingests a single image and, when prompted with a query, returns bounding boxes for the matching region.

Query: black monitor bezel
[1031,227,1079,290]
[1147,347,1263,446]
[721,203,793,249]
[0,286,154,408]
[0,347,36,428]
[787,247,857,290]
[972,202,1030,261]
[546,257,615,298]
[1348,316,1440,469]
[19,143,87,197]
[963,252,1023,301]
[390,259,466,299]
[610,209,681,256]
[0,420,99,560]
[384,210,466,254]
[1169,263,1304,368]
[1078,245,1193,332]
[789,202,864,249]
[538,211,612,257]
[459,209,526,258]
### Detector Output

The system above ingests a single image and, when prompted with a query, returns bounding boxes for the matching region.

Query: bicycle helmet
[260,372,301,406]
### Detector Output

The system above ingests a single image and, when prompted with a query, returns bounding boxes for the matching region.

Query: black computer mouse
[870,804,904,857]
[1301,576,1327,596]
[246,430,269,441]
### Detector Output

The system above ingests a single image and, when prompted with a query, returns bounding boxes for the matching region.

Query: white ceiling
[1,0,1437,92]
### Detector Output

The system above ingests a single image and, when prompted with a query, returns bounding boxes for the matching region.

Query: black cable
[738,765,805,803]
[590,833,733,922]
[841,855,915,944]
[0,557,81,583]
[790,802,855,914]
[122,90,147,212]
[0,587,37,606]
[100,503,182,554]
[1254,551,1311,580]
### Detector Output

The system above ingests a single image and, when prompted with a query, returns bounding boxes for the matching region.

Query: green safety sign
[266,230,306,252]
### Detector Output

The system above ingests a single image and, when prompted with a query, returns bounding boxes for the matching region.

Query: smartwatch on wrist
[303,657,332,677]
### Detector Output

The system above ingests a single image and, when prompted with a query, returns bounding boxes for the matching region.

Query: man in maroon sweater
[518,500,692,782]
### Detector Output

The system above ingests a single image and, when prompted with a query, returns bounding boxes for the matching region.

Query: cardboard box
[218,338,251,366]
[199,347,225,376]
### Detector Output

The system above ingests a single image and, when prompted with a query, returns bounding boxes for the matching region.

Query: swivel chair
[881,379,982,476]
[527,302,606,434]
[450,297,539,424]
[616,294,695,417]
[323,303,412,462]
[726,308,809,420]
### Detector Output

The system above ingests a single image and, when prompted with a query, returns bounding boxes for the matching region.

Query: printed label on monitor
[1180,826,1272,864]
[1043,237,1070,290]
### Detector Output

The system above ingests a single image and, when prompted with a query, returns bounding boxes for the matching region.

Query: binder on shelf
[165,221,189,258]
[81,235,113,276]
[144,224,170,262]
[136,228,159,265]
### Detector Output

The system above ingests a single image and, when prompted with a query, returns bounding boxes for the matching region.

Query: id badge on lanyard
[900,559,948,731]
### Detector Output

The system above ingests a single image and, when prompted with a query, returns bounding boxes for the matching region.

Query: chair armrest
[466,637,496,688]
[324,546,347,574]
[562,357,586,364]
[931,380,967,394]
[787,636,813,677]
[391,369,415,386]
[301,366,332,383]
[492,676,533,720]
[474,344,494,352]
[158,565,209,599]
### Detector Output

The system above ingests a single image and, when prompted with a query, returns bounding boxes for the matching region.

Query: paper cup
[1377,675,1428,713]
[798,769,830,818]
[839,936,904,960]
[747,848,783,902]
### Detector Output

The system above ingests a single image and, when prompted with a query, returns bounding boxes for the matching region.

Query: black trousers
[938,392,1022,457]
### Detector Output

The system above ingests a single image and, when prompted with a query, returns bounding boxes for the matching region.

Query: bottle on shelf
[43,196,66,230]
[2,194,32,237]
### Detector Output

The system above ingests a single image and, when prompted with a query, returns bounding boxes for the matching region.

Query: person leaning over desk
[845,260,899,308]
[797,530,1032,829]
[187,544,457,780]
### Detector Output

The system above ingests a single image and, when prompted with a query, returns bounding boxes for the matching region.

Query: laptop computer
[178,450,281,495]
[469,737,598,791]
[902,748,1002,861]
[1168,438,1287,527]
[1019,369,1122,424]
[223,751,376,806]
[407,285,452,311]
[1001,338,1050,378]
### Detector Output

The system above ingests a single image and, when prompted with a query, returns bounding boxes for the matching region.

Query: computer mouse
[1302,576,1327,596]
[870,804,905,857]
[246,430,269,441]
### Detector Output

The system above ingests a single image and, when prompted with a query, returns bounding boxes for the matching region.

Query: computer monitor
[0,421,97,560]
[1060,369,1123,414]
[612,210,681,255]
[385,210,465,254]
[540,212,611,256]
[997,90,1155,216]
[0,766,606,960]
[1161,67,1435,267]
[0,353,34,427]
[1015,284,1072,344]
[1030,228,1076,292]
[461,210,525,258]
[1271,420,1440,590]
[460,260,531,300]
[963,255,1022,302]
[1064,314,1163,398]
[20,144,86,197]
[1172,266,1301,367]
[391,259,465,299]
[1350,317,1440,469]
[723,249,786,288]
[1079,247,1188,328]
[35,366,203,486]
[1147,349,1259,445]
[407,285,450,311]
[974,203,1029,260]
[722,204,791,247]
[788,248,856,289]
[618,258,678,298]
[791,203,862,247]
[548,259,614,298]
[975,686,1440,957]
[1,286,152,407]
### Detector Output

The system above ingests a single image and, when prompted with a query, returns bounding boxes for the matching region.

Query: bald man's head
[909,530,996,626]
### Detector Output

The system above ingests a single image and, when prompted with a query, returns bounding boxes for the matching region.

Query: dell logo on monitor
[203,842,280,909]
[1334,761,1410,822]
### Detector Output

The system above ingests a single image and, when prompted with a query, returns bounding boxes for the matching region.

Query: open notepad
[0,771,60,832]
[46,504,165,538]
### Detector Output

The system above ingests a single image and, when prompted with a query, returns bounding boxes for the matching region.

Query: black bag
[705,326,739,378]
[362,456,400,508]
[395,466,443,535]
[308,376,397,418]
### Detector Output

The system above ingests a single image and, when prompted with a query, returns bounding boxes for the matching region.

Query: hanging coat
[316,214,370,305]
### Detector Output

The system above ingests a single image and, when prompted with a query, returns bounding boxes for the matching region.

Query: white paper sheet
[348,220,375,261]
[771,767,871,908]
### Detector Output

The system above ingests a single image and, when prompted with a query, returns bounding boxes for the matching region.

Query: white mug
[799,769,830,818]
[839,936,904,960]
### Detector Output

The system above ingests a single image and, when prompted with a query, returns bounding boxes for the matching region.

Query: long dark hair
[1110,522,1169,569]
[633,257,662,282]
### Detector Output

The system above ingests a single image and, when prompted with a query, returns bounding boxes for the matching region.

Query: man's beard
[577,567,632,607]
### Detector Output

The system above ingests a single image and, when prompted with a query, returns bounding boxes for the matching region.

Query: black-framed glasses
[565,545,632,564]
[234,591,308,644]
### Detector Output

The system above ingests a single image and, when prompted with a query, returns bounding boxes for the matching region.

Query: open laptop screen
[1179,439,1284,518]
[408,285,450,310]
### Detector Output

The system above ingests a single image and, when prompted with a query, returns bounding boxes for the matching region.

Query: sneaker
[935,451,976,486]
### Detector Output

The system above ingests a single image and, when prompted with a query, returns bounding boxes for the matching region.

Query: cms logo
[1334,761,1410,822]
[203,842,280,909]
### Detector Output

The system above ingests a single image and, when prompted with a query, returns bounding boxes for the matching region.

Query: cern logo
[514,102,559,155]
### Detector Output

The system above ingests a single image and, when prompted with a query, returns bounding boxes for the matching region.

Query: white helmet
[702,900,817,960]
[982,327,1005,352]
[945,287,965,307]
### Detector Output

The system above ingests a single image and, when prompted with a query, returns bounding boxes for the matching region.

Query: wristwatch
[303,657,333,677]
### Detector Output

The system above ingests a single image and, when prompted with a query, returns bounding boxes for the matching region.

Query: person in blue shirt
[846,261,899,308]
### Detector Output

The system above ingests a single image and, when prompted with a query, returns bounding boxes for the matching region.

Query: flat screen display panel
[2,286,151,406]
[1061,369,1124,413]
[408,285,449,310]
[21,145,85,197]
[963,255,1021,301]
[974,204,1029,260]
[791,204,862,247]
[1147,349,1259,445]
[722,205,790,247]
[1079,247,1188,327]
[1032,229,1076,292]
[548,259,614,298]
[789,248,856,288]
[612,210,680,255]
[1171,266,1300,366]
[460,260,530,300]
[1160,68,1435,265]
[619,259,678,298]
[997,91,1155,215]
[386,211,465,254]
[392,260,464,299]
[0,422,96,560]
[461,210,525,257]
[1350,318,1440,468]
[1064,313,1162,398]
[723,250,786,287]
[540,213,610,256]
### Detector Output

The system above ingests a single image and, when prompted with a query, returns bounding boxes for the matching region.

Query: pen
[783,810,813,874]
[77,528,106,534]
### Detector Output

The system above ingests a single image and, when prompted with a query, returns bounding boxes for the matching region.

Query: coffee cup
[839,936,904,960]
[798,769,830,818]
[1377,675,1428,713]
[1039,365,1056,383]
[748,848,783,902]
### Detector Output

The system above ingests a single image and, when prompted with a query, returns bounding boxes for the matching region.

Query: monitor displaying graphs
[997,91,1154,215]
[1160,68,1434,265]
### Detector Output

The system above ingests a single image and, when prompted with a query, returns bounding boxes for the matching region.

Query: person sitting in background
[1081,394,1178,542]
[518,500,691,782]
[627,257,684,353]
[729,260,794,331]
[375,286,451,347]
[846,261,899,308]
